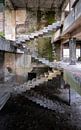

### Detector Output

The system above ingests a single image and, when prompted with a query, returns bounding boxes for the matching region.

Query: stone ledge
[0,37,16,52]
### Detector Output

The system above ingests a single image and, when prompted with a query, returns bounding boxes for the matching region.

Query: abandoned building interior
[0,0,81,130]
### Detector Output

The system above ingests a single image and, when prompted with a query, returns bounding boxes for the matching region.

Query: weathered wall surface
[3,0,63,40]
[4,52,16,82]
[16,54,32,83]
[0,51,4,82]
[0,37,15,52]
[5,9,16,41]
[4,52,32,83]
[5,52,15,72]
[16,9,56,34]
[0,3,4,35]
[0,12,4,33]
[37,10,55,29]
[16,9,37,34]
[16,10,27,34]
[4,6,56,40]
[54,42,61,61]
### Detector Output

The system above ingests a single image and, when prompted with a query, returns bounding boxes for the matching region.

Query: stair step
[0,92,10,110]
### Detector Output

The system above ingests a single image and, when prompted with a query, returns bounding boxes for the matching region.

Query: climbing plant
[0,32,4,37]
[37,37,53,61]
[45,11,56,25]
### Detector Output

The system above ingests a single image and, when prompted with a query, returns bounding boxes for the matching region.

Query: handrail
[63,0,81,32]
[63,9,75,32]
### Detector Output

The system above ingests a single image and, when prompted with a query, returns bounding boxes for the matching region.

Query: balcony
[63,0,81,34]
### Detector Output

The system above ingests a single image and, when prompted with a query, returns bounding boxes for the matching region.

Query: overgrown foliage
[0,32,4,37]
[37,37,53,61]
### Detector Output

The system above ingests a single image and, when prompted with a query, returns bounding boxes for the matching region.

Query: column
[0,2,4,35]
[80,44,81,57]
[61,11,65,24]
[69,38,76,65]
[5,8,16,41]
[60,44,63,61]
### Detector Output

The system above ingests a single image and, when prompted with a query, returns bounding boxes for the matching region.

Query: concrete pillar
[61,11,65,24]
[55,43,61,61]
[80,44,81,57]
[60,44,63,61]
[69,38,76,65]
[5,9,16,41]
[15,53,32,83]
[60,71,65,89]
[0,2,4,34]
[0,51,4,82]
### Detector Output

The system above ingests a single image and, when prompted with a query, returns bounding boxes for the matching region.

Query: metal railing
[63,9,75,32]
[75,0,81,20]
[63,0,81,32]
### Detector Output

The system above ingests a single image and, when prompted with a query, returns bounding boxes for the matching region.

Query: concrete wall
[53,42,61,61]
[0,12,4,33]
[5,52,16,72]
[0,37,15,52]
[15,53,32,83]
[5,8,37,39]
[5,9,16,41]
[4,7,56,39]
[16,9,37,34]
[0,3,4,34]
[16,9,56,34]
[0,51,4,82]
[4,52,32,83]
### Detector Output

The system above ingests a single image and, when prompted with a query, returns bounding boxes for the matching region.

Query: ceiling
[6,0,64,11]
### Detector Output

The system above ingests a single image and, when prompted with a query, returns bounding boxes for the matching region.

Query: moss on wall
[37,10,55,30]
[37,37,53,61]
[45,11,56,25]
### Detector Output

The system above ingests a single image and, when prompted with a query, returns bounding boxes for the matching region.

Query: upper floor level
[52,0,81,43]
[63,0,81,34]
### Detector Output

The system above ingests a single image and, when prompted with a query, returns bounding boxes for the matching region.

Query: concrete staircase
[25,92,65,113]
[16,21,61,44]
[13,70,61,94]
[0,92,10,110]
[16,21,62,70]
[31,54,61,69]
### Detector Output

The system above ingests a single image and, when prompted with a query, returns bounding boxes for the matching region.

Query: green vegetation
[0,32,4,37]
[37,10,56,29]
[45,11,56,25]
[37,37,53,61]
